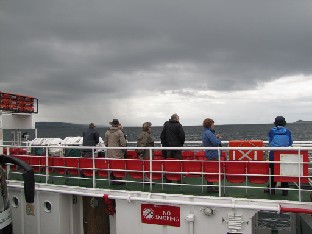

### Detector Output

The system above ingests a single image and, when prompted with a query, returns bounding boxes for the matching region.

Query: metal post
[45,146,49,183]
[149,148,152,192]
[218,148,221,197]
[92,148,96,188]
[298,149,301,202]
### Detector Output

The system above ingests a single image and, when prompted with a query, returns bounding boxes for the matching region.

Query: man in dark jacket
[82,123,100,157]
[160,113,185,159]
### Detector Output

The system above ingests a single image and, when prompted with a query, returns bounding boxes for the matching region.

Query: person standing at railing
[202,118,222,193]
[82,123,100,157]
[104,119,127,185]
[265,116,293,196]
[136,122,155,159]
[136,122,155,182]
[104,119,127,159]
[160,113,185,159]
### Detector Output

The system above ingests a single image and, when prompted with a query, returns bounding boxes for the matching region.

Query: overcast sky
[1,0,312,126]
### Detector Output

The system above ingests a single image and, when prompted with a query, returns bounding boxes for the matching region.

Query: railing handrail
[2,143,312,150]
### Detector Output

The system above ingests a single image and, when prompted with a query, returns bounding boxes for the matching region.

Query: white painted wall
[2,114,33,129]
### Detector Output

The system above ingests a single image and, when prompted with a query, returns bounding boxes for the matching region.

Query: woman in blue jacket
[202,118,222,192]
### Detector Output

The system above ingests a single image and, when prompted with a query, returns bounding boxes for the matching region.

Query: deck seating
[79,158,94,177]
[144,159,163,181]
[125,150,138,159]
[182,151,195,160]
[9,154,288,190]
[195,151,206,161]
[153,150,164,160]
[203,161,224,182]
[182,160,203,178]
[29,156,44,173]
[65,157,80,176]
[95,158,109,178]
[110,159,126,179]
[40,156,53,174]
[126,159,144,180]
[163,158,182,182]
[247,161,269,184]
[4,148,27,155]
[53,157,66,175]
[225,161,246,183]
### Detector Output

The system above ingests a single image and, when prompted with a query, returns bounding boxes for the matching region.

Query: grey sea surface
[4,122,311,145]
[33,122,312,142]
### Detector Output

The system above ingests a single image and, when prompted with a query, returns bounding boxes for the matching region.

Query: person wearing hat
[104,119,127,185]
[136,122,155,159]
[265,116,293,196]
[82,123,100,157]
[104,119,127,159]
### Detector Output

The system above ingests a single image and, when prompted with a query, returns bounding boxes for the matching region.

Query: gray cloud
[1,0,312,125]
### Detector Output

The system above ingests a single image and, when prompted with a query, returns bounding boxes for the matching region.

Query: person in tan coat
[136,122,154,159]
[104,119,127,159]
[104,119,127,185]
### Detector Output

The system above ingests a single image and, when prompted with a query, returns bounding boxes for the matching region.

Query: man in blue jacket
[265,116,293,196]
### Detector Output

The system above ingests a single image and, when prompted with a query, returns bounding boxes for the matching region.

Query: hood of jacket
[271,126,287,134]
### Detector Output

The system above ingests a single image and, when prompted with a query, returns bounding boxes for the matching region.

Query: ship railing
[2,143,312,202]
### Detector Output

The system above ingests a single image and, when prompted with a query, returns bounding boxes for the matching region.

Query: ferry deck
[3,140,312,234]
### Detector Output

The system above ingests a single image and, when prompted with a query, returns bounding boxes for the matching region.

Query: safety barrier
[5,145,311,202]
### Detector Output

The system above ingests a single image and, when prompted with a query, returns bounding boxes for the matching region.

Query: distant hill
[294,120,312,123]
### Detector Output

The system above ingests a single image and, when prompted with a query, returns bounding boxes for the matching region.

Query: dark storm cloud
[1,0,312,105]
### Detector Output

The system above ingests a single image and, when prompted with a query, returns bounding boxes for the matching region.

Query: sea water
[29,122,312,142]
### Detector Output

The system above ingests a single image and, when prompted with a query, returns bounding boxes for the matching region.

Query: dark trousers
[82,150,93,157]
[165,150,182,160]
[206,159,219,192]
[269,163,289,189]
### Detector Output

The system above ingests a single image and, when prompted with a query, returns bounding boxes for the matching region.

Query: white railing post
[298,149,301,202]
[92,148,96,188]
[218,148,221,197]
[149,148,153,192]
[45,146,49,183]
